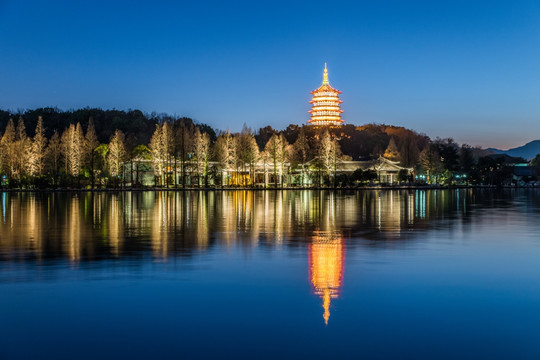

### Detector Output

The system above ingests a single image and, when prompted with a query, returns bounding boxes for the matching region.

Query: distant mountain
[487,140,540,160]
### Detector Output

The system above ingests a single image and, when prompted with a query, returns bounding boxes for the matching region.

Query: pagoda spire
[322,62,329,85]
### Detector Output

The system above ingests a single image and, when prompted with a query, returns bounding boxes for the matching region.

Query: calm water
[1,189,540,359]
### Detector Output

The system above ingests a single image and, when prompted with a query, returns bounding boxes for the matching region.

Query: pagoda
[308,63,344,126]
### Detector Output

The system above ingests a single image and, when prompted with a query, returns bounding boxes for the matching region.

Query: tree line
[0,108,533,188]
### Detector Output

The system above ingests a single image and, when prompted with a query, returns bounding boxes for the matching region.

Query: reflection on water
[309,231,344,325]
[2,189,538,264]
[1,189,537,322]
[2,189,540,359]
[0,189,484,262]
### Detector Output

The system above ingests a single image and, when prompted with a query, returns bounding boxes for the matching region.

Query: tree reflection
[0,189,521,262]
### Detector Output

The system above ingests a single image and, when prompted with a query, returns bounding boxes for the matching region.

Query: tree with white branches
[61,123,84,183]
[30,116,47,177]
[193,127,210,186]
[213,131,237,186]
[14,116,31,181]
[107,129,126,186]
[84,118,100,188]
[0,118,16,180]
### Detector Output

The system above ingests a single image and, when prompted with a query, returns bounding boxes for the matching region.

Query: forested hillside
[0,107,533,188]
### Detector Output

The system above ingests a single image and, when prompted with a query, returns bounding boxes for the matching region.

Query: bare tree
[46,131,62,185]
[264,133,283,187]
[235,126,259,186]
[292,127,310,186]
[175,121,194,188]
[84,118,100,188]
[193,127,210,187]
[399,134,420,168]
[317,130,342,187]
[149,123,174,187]
[213,131,236,186]
[420,144,443,184]
[30,116,47,177]
[0,118,16,180]
[161,121,174,187]
[107,129,126,187]
[278,134,290,186]
[149,124,163,186]
[14,116,31,181]
[61,123,84,184]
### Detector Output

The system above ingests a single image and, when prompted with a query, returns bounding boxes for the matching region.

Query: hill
[487,140,540,160]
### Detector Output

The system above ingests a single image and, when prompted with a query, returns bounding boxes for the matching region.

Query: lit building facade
[308,63,344,126]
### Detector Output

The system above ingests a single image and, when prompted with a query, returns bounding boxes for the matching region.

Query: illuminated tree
[264,133,284,187]
[149,122,175,186]
[236,126,259,186]
[84,117,100,188]
[193,127,210,186]
[149,124,163,185]
[278,134,291,186]
[317,130,335,174]
[316,130,344,187]
[0,118,16,180]
[124,133,139,186]
[160,121,174,186]
[292,127,310,186]
[107,129,126,186]
[383,137,400,161]
[175,121,194,188]
[14,116,31,181]
[46,130,62,184]
[213,131,237,186]
[259,147,271,187]
[61,123,84,183]
[30,116,47,177]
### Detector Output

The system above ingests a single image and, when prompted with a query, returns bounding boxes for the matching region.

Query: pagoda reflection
[309,230,345,325]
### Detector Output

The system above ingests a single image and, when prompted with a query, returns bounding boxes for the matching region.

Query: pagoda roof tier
[310,84,342,95]
[309,111,344,114]
[310,116,344,120]
[308,120,345,126]
[310,99,343,104]
[309,106,344,110]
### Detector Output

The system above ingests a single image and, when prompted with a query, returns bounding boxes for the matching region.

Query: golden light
[308,231,345,325]
[308,63,345,126]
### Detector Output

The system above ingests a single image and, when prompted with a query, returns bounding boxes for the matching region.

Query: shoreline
[1,185,539,193]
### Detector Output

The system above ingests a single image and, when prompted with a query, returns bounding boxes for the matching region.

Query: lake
[1,189,540,359]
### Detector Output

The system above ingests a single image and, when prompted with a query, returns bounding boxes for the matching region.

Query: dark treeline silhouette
[0,107,217,146]
[0,107,536,189]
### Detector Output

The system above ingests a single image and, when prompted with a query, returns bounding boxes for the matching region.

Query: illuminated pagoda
[308,63,344,126]
[309,231,345,325]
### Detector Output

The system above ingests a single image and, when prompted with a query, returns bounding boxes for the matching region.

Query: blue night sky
[1,0,539,149]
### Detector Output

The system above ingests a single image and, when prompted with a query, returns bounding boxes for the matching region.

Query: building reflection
[309,231,345,325]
